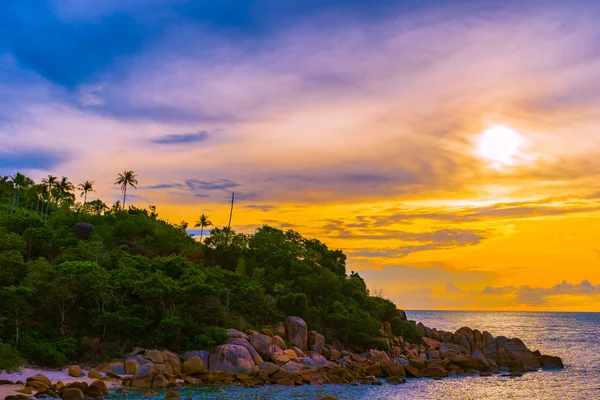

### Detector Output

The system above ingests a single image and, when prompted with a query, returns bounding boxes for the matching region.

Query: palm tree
[77,181,95,206]
[52,176,75,206]
[41,175,58,197]
[114,171,138,210]
[194,214,213,241]
[9,173,33,213]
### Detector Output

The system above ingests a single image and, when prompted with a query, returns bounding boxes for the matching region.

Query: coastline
[1,315,565,400]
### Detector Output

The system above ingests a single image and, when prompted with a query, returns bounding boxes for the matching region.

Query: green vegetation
[0,343,26,372]
[0,172,420,368]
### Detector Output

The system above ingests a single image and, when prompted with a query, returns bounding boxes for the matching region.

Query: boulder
[101,361,126,375]
[292,347,307,358]
[226,329,248,339]
[257,362,280,376]
[164,391,180,400]
[308,331,325,354]
[131,376,153,389]
[182,350,210,367]
[366,349,390,363]
[182,356,207,375]
[61,388,84,400]
[422,366,447,378]
[163,351,182,376]
[323,347,341,361]
[27,375,52,387]
[274,322,286,338]
[422,337,441,349]
[68,366,83,378]
[285,317,308,350]
[260,329,273,337]
[87,369,102,379]
[500,338,541,369]
[279,361,306,374]
[249,334,274,360]
[134,364,157,379]
[88,381,108,397]
[385,376,406,385]
[72,223,94,240]
[275,378,295,386]
[408,358,426,370]
[125,358,140,375]
[403,365,422,378]
[227,338,264,365]
[209,344,256,374]
[539,355,564,368]
[143,350,165,364]
[152,375,169,389]
[272,336,287,350]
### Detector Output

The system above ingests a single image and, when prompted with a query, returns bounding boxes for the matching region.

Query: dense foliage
[0,173,420,369]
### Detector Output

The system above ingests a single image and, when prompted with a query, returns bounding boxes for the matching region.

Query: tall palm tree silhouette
[114,171,138,210]
[77,181,95,206]
[41,175,57,198]
[194,214,213,241]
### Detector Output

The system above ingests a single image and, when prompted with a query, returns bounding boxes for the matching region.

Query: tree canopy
[0,172,418,369]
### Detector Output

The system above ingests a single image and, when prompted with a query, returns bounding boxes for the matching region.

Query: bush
[19,333,70,367]
[193,326,229,349]
[389,317,423,344]
[0,343,26,372]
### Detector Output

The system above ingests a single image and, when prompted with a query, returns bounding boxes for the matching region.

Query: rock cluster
[4,375,111,400]
[92,315,563,389]
[4,314,564,400]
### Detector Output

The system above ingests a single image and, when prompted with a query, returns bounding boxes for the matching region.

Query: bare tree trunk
[227,192,235,229]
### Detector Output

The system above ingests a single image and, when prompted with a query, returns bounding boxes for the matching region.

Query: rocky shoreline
[1,315,564,400]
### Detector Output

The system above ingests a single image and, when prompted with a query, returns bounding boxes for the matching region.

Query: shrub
[389,317,423,344]
[0,343,26,372]
[193,327,229,349]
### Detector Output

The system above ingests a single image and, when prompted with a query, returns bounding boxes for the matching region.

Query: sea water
[115,311,600,399]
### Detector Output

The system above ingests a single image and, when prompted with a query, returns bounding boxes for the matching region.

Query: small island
[0,173,563,400]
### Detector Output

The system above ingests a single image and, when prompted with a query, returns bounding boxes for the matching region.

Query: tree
[88,199,108,215]
[114,171,138,210]
[41,175,58,199]
[77,181,95,206]
[8,173,34,213]
[54,176,75,205]
[194,214,213,241]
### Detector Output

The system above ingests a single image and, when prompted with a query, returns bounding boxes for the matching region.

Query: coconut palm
[194,214,213,241]
[41,175,58,197]
[114,170,138,210]
[53,176,75,205]
[9,173,34,212]
[77,181,95,206]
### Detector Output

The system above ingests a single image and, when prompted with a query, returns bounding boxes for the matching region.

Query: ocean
[149,311,600,399]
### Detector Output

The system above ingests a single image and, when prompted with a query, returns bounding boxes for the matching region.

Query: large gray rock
[73,223,94,240]
[308,331,325,354]
[208,344,256,374]
[183,350,210,368]
[285,317,308,350]
[227,338,264,364]
[249,333,280,361]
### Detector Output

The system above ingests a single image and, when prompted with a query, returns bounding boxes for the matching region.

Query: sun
[476,125,524,168]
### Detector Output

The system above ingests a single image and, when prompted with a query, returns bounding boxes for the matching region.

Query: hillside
[0,174,420,370]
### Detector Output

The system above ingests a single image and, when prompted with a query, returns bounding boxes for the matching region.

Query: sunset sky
[2,0,600,311]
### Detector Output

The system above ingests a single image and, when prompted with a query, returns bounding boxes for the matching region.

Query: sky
[1,0,600,311]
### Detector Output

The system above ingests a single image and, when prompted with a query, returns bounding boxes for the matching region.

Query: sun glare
[476,125,524,168]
